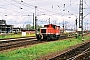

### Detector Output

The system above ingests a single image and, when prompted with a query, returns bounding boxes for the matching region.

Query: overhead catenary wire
[83,0,90,16]
[4,0,22,9]
[0,6,27,16]
[56,0,79,17]
[15,0,80,18]
[12,0,81,18]
[4,0,90,18]
[2,0,90,24]
[12,0,64,16]
[11,2,63,16]
[65,0,78,9]
[12,0,53,16]
[60,0,89,26]
[3,0,90,17]
[83,12,90,18]
[84,0,90,8]
[56,0,77,10]
[2,0,59,17]
[3,0,33,16]
[12,0,35,10]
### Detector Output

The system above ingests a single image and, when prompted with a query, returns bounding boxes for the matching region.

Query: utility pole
[33,13,34,29]
[79,0,83,37]
[75,18,77,31]
[63,20,64,33]
[87,20,88,31]
[49,18,50,24]
[35,6,37,35]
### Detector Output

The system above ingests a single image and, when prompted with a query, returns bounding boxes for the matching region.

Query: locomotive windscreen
[52,25,56,29]
[41,29,46,33]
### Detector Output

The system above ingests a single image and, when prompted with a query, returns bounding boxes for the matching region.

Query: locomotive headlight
[56,33,59,35]
[37,33,39,34]
[46,33,50,34]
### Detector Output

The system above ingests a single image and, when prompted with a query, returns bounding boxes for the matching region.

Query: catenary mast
[79,0,83,37]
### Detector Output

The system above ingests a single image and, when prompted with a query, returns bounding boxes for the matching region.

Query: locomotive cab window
[52,25,56,29]
[44,25,49,28]
[41,29,46,33]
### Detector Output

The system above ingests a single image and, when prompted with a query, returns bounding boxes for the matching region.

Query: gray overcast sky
[0,0,90,30]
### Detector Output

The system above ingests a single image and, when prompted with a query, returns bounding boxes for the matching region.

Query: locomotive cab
[36,24,60,40]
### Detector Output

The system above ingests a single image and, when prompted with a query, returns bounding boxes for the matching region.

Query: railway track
[0,35,73,51]
[0,37,42,51]
[49,41,90,60]
[72,47,90,60]
[0,36,36,43]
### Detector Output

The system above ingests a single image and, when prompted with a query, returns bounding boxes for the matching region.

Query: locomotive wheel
[36,34,42,40]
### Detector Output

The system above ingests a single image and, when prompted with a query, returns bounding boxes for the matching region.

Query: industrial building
[0,20,13,34]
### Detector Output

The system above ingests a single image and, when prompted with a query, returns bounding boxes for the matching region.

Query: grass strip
[0,36,89,60]
[0,34,35,39]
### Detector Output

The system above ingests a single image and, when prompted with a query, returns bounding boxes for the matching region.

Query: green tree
[26,24,32,29]
[26,24,43,30]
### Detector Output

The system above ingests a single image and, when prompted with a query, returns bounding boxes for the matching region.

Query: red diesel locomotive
[36,24,60,40]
